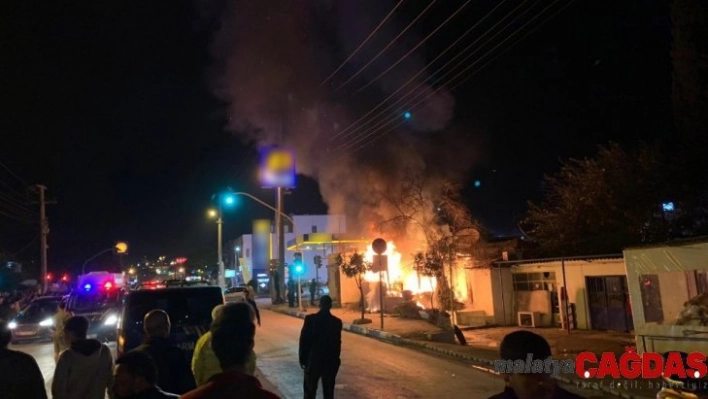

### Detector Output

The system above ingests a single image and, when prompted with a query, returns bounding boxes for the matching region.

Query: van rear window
[127,290,222,327]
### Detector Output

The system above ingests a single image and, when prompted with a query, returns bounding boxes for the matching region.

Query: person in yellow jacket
[52,302,71,363]
[191,304,257,386]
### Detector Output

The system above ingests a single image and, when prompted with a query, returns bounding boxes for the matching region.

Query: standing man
[181,302,278,399]
[112,351,178,399]
[299,295,342,399]
[133,310,196,395]
[52,316,114,399]
[0,320,48,399]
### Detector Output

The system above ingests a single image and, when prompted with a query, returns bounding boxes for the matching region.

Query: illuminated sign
[259,147,296,188]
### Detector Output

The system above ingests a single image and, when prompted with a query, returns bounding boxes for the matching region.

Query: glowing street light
[207,209,217,218]
[404,111,411,119]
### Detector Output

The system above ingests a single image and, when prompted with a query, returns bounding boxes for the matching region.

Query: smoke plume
[203,0,480,238]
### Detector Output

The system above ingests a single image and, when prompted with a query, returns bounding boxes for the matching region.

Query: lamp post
[207,191,236,290]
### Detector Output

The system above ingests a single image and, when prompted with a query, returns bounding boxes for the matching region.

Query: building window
[512,272,556,291]
[246,248,250,258]
[312,225,317,233]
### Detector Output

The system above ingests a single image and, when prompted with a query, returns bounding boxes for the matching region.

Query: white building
[235,214,347,285]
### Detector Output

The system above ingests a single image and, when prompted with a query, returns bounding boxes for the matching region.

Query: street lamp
[208,191,237,289]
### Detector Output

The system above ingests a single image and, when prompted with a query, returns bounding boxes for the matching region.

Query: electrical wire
[0,160,29,186]
[0,198,38,221]
[318,0,405,89]
[10,234,39,257]
[0,209,36,224]
[336,0,574,157]
[352,0,473,94]
[330,0,508,141]
[333,1,437,93]
[332,0,536,151]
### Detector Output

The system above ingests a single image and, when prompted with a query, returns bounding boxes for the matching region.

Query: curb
[270,308,652,399]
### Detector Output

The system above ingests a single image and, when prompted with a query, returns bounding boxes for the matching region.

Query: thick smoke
[204,0,477,239]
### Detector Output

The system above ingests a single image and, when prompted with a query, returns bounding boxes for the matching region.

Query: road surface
[255,308,506,398]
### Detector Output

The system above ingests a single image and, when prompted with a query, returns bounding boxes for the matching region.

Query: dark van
[116,285,224,363]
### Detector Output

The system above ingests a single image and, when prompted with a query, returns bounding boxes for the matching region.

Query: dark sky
[0,0,672,273]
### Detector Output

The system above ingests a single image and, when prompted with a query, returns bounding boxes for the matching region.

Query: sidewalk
[270,305,657,399]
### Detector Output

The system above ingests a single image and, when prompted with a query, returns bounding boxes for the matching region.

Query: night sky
[0,1,672,273]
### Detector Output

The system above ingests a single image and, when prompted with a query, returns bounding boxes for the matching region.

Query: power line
[336,0,572,156]
[329,0,513,142]
[0,160,29,187]
[449,0,580,92]
[352,0,473,95]
[318,0,405,89]
[333,1,437,93]
[0,209,36,224]
[332,0,535,152]
[0,178,27,198]
[10,234,39,258]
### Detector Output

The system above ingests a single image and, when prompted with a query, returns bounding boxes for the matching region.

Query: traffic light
[314,255,322,269]
[114,241,129,255]
[293,252,305,276]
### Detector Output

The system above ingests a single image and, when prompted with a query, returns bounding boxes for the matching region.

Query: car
[224,286,249,302]
[9,296,65,343]
[116,285,224,363]
[66,274,125,342]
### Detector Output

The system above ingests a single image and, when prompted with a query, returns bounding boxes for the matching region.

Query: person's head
[0,321,11,349]
[57,302,66,311]
[211,302,256,370]
[143,310,170,338]
[112,351,158,398]
[64,316,90,343]
[319,295,332,311]
[211,304,225,321]
[499,330,556,399]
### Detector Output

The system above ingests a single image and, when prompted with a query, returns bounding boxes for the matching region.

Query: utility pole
[275,187,285,303]
[34,185,55,294]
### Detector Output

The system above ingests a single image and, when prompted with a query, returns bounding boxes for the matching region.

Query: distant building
[233,214,348,289]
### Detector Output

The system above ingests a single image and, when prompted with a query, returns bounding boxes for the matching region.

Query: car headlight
[8,321,17,329]
[39,318,54,327]
[104,314,118,326]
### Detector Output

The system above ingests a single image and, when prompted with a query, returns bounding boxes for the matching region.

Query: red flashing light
[104,281,113,290]
[46,273,53,280]
[61,274,69,282]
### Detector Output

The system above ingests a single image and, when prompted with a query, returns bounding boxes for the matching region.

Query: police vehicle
[66,271,124,342]
[116,284,224,363]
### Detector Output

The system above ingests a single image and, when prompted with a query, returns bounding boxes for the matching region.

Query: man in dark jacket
[133,310,196,395]
[488,330,583,399]
[0,320,48,399]
[113,351,178,399]
[180,302,279,399]
[299,295,342,399]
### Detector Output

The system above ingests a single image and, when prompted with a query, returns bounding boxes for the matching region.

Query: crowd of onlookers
[0,288,40,320]
[0,300,279,399]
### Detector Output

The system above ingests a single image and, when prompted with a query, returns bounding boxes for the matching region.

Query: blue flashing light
[404,111,411,119]
[83,283,92,291]
[662,202,675,212]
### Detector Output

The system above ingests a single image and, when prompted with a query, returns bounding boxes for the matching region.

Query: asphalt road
[255,308,506,399]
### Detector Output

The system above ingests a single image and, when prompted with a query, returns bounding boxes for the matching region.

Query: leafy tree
[524,142,672,256]
[336,252,371,323]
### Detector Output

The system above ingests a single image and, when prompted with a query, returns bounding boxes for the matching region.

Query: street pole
[276,187,285,303]
[298,275,304,311]
[379,271,384,330]
[217,213,225,289]
[35,185,48,294]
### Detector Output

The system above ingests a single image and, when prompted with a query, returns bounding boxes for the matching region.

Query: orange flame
[363,241,436,294]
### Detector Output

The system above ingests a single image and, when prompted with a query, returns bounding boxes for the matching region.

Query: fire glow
[363,241,436,295]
